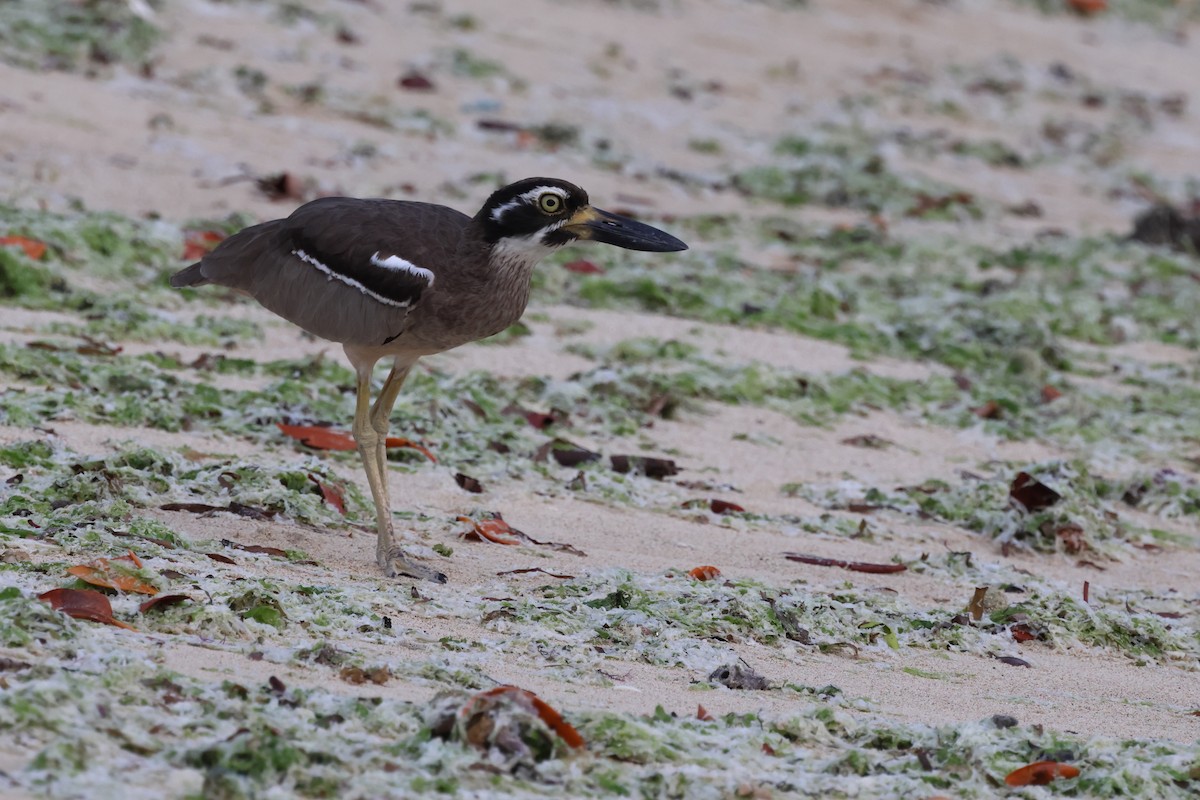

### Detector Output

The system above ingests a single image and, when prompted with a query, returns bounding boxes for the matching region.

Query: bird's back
[171,198,475,349]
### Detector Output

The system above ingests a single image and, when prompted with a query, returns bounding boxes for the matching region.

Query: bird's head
[476,177,687,257]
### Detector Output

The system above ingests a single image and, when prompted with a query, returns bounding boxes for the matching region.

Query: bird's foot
[380,545,447,583]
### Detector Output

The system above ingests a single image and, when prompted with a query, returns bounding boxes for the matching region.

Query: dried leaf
[181,230,225,260]
[696,704,713,721]
[458,514,521,545]
[160,502,276,520]
[708,663,769,690]
[38,588,134,629]
[840,434,893,449]
[563,259,604,275]
[496,567,575,579]
[206,553,236,564]
[783,552,906,574]
[0,235,48,260]
[458,513,587,556]
[610,454,679,479]
[139,594,193,613]
[968,587,988,621]
[1009,471,1062,512]
[384,437,437,462]
[688,565,722,581]
[1010,623,1038,642]
[67,552,158,595]
[1066,0,1107,16]
[534,438,601,467]
[972,400,1003,419]
[682,499,746,514]
[455,473,484,494]
[308,473,346,514]
[1056,523,1086,554]
[1004,760,1080,787]
[1041,384,1063,403]
[277,423,356,451]
[995,656,1032,668]
[470,686,585,749]
[398,70,435,90]
[222,540,288,558]
[257,171,308,201]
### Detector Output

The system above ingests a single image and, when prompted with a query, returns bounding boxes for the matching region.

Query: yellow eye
[538,193,563,214]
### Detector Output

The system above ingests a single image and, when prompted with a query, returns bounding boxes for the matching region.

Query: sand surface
[1,1,1199,797]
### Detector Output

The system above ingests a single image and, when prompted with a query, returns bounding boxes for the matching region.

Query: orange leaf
[0,235,48,260]
[1005,761,1081,787]
[277,423,356,451]
[458,515,520,545]
[384,437,437,462]
[688,565,722,581]
[181,230,225,260]
[1066,0,1106,15]
[467,686,585,749]
[563,259,604,275]
[38,588,135,630]
[696,704,713,721]
[67,552,158,595]
[308,473,346,514]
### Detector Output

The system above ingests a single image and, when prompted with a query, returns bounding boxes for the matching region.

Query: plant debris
[1004,760,1081,786]
[37,588,134,630]
[67,552,158,595]
[783,553,907,574]
[457,513,586,556]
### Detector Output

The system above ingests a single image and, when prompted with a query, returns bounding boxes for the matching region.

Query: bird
[170,177,687,582]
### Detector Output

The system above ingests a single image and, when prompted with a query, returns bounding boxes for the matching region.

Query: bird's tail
[169,262,209,288]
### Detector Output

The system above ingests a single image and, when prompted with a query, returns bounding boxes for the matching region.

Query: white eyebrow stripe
[293,249,412,308]
[370,251,435,286]
[489,185,570,221]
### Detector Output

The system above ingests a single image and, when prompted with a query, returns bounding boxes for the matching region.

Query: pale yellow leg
[352,360,444,583]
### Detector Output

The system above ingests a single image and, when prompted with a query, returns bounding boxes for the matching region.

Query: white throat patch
[490,230,561,268]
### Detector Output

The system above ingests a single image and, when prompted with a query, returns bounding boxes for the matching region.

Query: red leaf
[1041,384,1063,403]
[467,686,585,749]
[458,515,521,545]
[181,230,225,260]
[458,513,587,556]
[1010,472,1062,512]
[563,259,604,275]
[38,588,135,630]
[688,565,722,581]
[1066,0,1106,15]
[1010,623,1037,642]
[277,423,356,451]
[308,473,346,514]
[972,400,1003,419]
[1005,761,1080,787]
[0,235,48,260]
[384,437,437,462]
